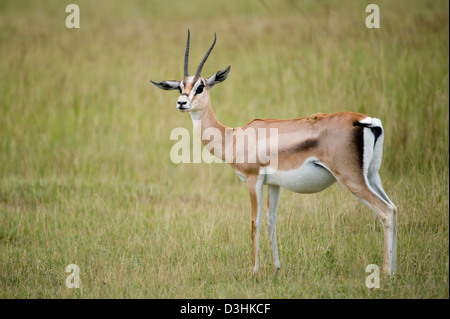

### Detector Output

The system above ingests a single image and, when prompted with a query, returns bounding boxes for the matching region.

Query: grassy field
[0,0,448,298]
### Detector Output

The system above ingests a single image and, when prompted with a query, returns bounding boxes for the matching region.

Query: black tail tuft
[353,121,382,144]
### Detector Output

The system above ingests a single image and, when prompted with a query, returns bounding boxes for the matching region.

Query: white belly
[263,158,336,193]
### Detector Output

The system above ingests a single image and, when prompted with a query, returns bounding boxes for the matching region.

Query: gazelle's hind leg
[335,118,397,276]
[330,120,397,276]
[334,171,397,276]
[363,122,397,275]
[366,170,397,276]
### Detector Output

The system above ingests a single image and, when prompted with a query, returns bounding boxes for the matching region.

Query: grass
[0,0,448,298]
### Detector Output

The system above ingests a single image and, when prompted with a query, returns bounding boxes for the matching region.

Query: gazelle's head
[151,30,231,112]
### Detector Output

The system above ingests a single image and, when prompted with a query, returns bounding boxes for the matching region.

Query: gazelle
[151,31,397,276]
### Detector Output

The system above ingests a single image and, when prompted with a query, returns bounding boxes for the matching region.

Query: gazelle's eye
[178,87,182,94]
[196,84,204,95]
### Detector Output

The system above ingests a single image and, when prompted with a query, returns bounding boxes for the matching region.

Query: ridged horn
[184,29,190,77]
[196,33,216,77]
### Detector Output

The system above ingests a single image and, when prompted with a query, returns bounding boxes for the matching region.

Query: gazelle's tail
[354,117,394,206]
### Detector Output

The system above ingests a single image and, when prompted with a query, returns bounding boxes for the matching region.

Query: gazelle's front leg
[247,175,264,275]
[267,185,281,275]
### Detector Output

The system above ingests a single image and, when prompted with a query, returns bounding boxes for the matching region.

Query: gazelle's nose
[177,101,187,107]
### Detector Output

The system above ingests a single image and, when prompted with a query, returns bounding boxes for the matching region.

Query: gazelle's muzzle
[177,95,190,111]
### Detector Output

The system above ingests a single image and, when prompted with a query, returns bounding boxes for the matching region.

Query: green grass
[0,0,448,298]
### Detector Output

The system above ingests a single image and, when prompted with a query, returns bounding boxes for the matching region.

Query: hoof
[248,266,258,277]
[272,267,280,277]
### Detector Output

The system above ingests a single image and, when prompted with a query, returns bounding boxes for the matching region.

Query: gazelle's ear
[206,66,231,89]
[150,80,181,91]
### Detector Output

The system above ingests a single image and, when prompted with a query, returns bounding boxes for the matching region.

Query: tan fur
[194,100,367,176]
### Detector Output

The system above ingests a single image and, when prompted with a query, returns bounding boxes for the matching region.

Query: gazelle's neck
[189,103,230,162]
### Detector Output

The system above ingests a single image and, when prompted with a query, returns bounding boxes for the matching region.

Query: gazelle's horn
[196,33,216,77]
[184,29,190,77]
